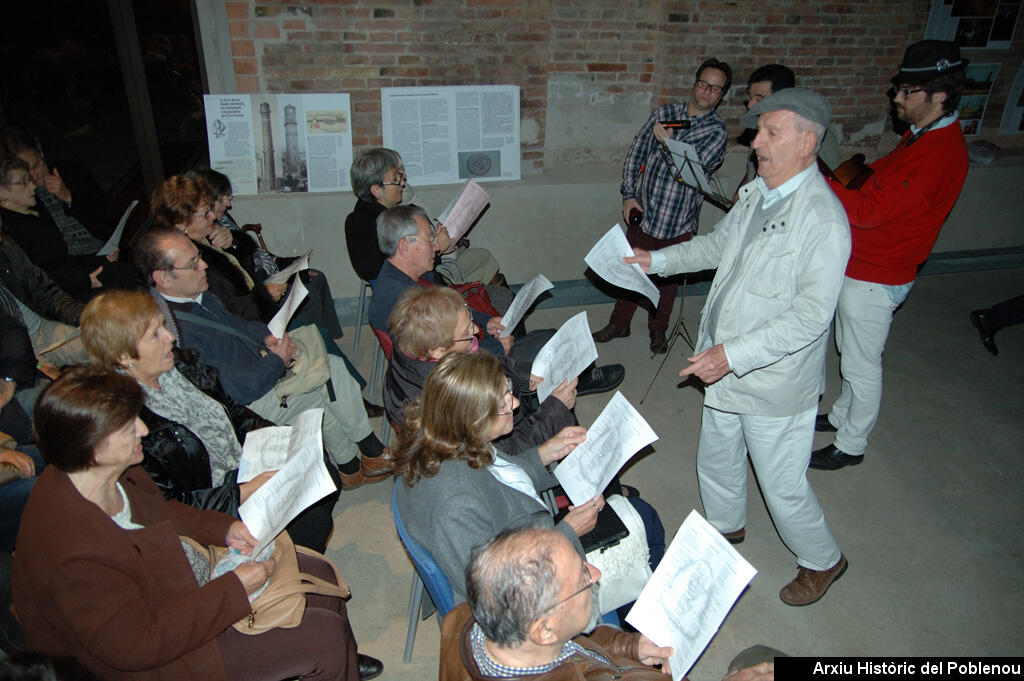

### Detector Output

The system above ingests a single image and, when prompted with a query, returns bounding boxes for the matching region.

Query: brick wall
[224,1,1023,171]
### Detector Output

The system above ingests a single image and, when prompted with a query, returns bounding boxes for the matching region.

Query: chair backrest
[372,325,395,361]
[391,481,455,617]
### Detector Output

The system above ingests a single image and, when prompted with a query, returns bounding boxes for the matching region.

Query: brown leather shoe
[360,447,394,477]
[780,554,847,606]
[338,464,390,490]
[721,527,745,544]
[592,323,630,343]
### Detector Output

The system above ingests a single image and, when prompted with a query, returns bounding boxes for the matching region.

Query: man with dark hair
[812,40,969,471]
[136,227,393,488]
[736,65,841,196]
[594,58,731,354]
[440,527,673,681]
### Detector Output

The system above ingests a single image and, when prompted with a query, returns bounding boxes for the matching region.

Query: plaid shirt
[620,102,728,240]
[470,623,610,677]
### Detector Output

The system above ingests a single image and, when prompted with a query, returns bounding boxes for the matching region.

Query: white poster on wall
[204,93,353,196]
[381,85,521,186]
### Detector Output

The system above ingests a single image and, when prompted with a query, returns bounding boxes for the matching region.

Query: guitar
[818,154,873,190]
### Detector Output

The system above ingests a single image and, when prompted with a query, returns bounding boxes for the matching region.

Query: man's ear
[425,345,448,361]
[527,616,559,647]
[369,183,383,202]
[929,90,948,107]
[152,269,171,289]
[800,129,817,157]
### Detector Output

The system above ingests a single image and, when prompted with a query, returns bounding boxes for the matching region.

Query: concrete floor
[324,267,1024,680]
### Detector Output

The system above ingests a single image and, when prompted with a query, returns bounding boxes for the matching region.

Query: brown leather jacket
[440,602,668,681]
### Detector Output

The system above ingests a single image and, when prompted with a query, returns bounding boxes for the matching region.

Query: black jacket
[138,347,273,515]
[0,237,83,325]
[384,349,575,455]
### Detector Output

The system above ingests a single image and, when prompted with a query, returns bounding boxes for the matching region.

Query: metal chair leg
[354,280,368,353]
[403,572,424,663]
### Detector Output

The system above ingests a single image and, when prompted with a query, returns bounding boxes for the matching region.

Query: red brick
[225,2,248,20]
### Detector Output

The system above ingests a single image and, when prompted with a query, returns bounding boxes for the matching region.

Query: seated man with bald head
[440,526,673,681]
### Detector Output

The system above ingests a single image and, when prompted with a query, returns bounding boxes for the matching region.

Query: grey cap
[741,87,831,130]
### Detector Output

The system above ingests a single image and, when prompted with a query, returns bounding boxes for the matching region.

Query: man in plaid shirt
[594,58,730,354]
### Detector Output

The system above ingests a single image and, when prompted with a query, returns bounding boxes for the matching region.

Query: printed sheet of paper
[437,180,491,241]
[96,200,138,256]
[267,274,308,339]
[584,225,660,307]
[530,311,598,403]
[237,426,291,483]
[626,510,757,681]
[264,250,312,285]
[498,274,553,338]
[663,138,712,193]
[238,409,336,555]
[553,391,657,506]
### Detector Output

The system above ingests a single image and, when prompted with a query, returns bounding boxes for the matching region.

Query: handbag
[274,324,331,401]
[455,282,499,318]
[181,531,350,635]
[584,494,652,613]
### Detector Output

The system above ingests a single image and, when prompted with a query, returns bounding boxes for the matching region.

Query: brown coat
[12,465,250,680]
[440,602,668,681]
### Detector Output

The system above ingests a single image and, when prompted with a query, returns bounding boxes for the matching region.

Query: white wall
[229,150,1024,300]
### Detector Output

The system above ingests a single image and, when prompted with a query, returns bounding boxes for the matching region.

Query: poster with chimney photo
[204,93,353,196]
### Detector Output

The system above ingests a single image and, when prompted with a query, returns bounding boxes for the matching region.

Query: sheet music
[553,391,657,506]
[584,225,660,307]
[530,311,598,403]
[237,426,292,482]
[437,180,490,241]
[626,510,757,681]
[663,139,712,193]
[267,274,309,338]
[264,250,312,285]
[498,274,553,338]
[238,409,336,556]
[96,200,138,256]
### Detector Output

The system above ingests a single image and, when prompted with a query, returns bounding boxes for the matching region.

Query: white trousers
[697,404,841,571]
[248,354,372,465]
[828,277,901,456]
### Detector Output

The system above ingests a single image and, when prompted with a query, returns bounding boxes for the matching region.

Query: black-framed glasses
[894,86,924,99]
[538,563,598,615]
[496,378,515,416]
[380,170,407,187]
[696,79,724,95]
[170,254,203,271]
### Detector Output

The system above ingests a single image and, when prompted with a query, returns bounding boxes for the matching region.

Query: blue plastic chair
[392,481,455,663]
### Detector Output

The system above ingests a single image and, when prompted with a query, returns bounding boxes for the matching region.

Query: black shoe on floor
[809,444,863,471]
[362,399,384,418]
[358,654,383,680]
[577,364,625,396]
[970,309,999,355]
[649,330,669,354]
[814,413,837,432]
[592,323,630,343]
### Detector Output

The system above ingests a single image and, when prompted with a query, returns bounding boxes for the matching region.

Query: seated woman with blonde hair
[393,351,599,603]
[80,289,339,552]
[12,367,381,680]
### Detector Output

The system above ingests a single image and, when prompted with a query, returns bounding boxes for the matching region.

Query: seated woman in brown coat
[11,368,382,680]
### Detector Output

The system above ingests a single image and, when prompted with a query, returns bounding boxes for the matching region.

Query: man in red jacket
[812,41,969,470]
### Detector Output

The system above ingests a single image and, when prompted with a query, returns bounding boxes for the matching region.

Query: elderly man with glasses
[593,58,731,354]
[440,526,674,681]
[811,40,970,472]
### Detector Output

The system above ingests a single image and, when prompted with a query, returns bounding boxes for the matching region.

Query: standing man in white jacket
[626,88,851,606]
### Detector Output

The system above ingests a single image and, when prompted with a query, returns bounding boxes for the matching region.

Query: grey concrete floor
[325,267,1024,680]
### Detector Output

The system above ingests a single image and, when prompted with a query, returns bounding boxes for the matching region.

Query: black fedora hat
[891,40,968,85]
